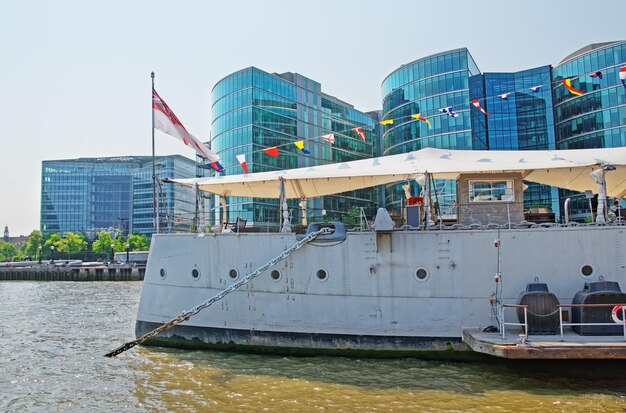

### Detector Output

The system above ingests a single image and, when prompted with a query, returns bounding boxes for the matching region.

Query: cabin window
[270,269,282,281]
[469,180,514,202]
[229,268,238,279]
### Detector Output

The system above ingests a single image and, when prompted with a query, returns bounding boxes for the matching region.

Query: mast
[151,72,159,233]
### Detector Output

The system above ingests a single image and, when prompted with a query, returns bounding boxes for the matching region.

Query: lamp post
[125,243,130,263]
[50,245,55,264]
[38,245,42,264]
[110,244,115,263]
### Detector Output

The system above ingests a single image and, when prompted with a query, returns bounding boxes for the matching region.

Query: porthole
[270,269,281,281]
[316,268,328,281]
[415,267,430,282]
[191,268,200,279]
[580,265,594,278]
[229,268,238,280]
[159,268,167,279]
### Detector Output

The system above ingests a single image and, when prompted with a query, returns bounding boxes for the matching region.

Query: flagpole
[151,72,159,234]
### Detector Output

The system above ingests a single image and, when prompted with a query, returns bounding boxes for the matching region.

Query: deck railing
[499,303,626,342]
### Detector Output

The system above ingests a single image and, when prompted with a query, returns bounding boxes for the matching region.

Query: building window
[469,180,514,202]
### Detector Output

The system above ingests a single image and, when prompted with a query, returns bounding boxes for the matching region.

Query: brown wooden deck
[463,328,626,359]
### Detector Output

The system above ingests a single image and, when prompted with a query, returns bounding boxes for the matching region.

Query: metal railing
[499,303,626,342]
[500,304,528,340]
[558,303,626,342]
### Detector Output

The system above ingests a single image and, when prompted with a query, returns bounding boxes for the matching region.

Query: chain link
[105,227,332,357]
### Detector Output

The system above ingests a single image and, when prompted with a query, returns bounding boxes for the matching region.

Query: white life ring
[611,305,625,324]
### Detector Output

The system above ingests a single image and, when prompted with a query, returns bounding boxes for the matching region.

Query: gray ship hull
[135,224,626,356]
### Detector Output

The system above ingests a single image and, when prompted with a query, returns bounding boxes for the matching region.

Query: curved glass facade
[211,67,377,227]
[554,41,626,149]
[553,41,626,217]
[381,49,480,213]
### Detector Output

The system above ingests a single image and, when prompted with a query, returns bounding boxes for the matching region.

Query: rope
[105,226,332,357]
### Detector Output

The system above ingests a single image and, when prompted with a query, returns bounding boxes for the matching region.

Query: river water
[1,281,625,412]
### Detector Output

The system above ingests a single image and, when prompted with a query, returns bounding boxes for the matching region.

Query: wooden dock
[463,328,626,359]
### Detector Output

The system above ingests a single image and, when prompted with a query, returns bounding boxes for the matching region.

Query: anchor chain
[105,226,332,357]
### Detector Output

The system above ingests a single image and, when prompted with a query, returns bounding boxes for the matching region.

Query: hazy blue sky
[1,0,624,236]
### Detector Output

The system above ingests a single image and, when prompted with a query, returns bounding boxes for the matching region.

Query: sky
[1,0,624,236]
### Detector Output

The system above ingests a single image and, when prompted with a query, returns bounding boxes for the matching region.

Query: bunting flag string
[471,99,490,116]
[321,133,335,144]
[263,147,279,157]
[226,65,626,173]
[352,127,367,141]
[439,106,459,118]
[562,78,584,96]
[411,114,431,128]
[294,140,311,154]
[236,154,248,174]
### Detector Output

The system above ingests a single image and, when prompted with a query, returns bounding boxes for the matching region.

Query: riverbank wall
[0,265,144,281]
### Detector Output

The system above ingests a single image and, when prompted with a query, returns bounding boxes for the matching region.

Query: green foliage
[58,232,87,254]
[43,233,62,254]
[22,230,43,258]
[0,240,18,261]
[92,230,116,255]
[126,234,149,251]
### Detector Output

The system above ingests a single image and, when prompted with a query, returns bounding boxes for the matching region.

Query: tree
[92,230,117,255]
[0,240,18,262]
[22,230,43,258]
[59,232,87,254]
[126,234,149,251]
[44,233,62,253]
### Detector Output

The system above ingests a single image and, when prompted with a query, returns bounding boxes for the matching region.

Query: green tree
[22,230,43,259]
[43,233,62,254]
[59,232,87,254]
[126,234,149,251]
[92,230,117,256]
[0,240,18,261]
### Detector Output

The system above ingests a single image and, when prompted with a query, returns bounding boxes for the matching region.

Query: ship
[133,147,626,359]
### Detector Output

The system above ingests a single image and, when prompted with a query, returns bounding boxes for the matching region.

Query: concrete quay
[0,263,145,281]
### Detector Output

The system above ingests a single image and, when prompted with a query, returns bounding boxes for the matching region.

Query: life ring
[611,305,625,324]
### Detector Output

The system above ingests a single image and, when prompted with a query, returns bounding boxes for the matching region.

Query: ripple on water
[1,281,626,412]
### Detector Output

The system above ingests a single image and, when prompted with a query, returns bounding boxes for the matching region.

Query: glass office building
[211,67,377,227]
[41,155,199,237]
[381,42,626,221]
[553,41,626,218]
[381,49,481,214]
[471,66,558,212]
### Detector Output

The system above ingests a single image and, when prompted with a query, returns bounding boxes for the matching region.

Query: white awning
[169,147,626,199]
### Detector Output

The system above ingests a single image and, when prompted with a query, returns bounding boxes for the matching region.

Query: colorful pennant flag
[380,119,394,125]
[529,85,542,93]
[294,141,310,155]
[263,147,279,157]
[321,133,335,144]
[439,106,459,118]
[411,114,431,128]
[152,89,222,163]
[209,161,224,172]
[619,66,626,89]
[352,127,366,141]
[471,99,490,116]
[498,92,511,100]
[236,154,248,174]
[590,71,603,79]
[562,78,584,96]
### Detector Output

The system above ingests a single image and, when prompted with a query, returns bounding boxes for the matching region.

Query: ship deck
[463,328,626,359]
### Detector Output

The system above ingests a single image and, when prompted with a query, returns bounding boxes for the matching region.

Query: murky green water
[1,282,625,412]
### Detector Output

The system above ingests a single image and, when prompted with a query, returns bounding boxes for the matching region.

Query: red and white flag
[352,127,366,141]
[236,154,248,174]
[152,89,221,163]
[471,99,490,117]
[321,133,335,144]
